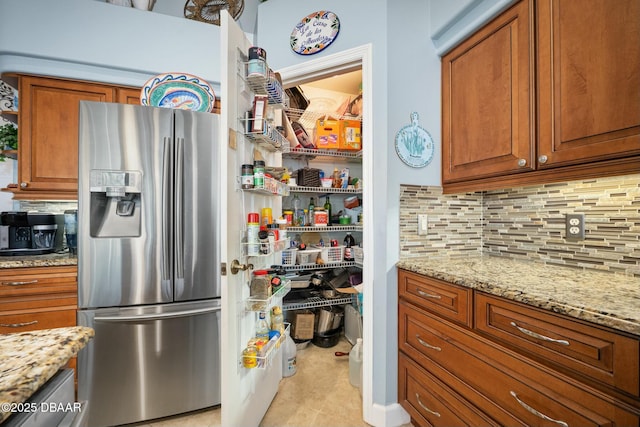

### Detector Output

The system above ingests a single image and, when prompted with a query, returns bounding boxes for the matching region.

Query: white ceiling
[299,70,362,96]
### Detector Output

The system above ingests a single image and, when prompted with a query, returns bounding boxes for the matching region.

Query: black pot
[312,328,341,348]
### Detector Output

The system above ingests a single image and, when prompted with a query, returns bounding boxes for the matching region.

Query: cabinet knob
[538,155,548,164]
[20,182,28,188]
[517,158,527,167]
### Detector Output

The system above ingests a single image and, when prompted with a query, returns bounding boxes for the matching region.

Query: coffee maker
[0,211,65,256]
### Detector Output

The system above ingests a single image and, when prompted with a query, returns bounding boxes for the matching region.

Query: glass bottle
[255,311,270,339]
[307,197,315,226]
[292,194,302,226]
[324,196,332,225]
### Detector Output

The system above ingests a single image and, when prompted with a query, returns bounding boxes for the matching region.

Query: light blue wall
[0,0,223,89]
[257,0,441,415]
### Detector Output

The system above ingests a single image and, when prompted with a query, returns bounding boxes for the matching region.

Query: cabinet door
[19,76,115,193]
[116,87,142,105]
[537,0,640,168]
[442,0,534,183]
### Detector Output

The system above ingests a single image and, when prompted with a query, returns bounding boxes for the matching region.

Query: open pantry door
[220,10,281,427]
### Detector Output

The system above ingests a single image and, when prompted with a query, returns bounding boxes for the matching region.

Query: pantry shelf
[275,261,358,272]
[286,225,362,233]
[283,296,355,311]
[288,186,362,194]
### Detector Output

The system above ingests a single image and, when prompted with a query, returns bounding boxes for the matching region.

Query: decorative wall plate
[290,11,340,55]
[140,73,216,113]
[395,112,435,168]
[184,0,244,26]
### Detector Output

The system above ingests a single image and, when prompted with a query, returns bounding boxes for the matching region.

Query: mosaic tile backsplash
[400,174,640,276]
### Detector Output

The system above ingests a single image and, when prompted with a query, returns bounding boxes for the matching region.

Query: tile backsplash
[400,174,640,276]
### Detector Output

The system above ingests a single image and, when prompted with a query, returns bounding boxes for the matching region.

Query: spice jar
[241,164,254,189]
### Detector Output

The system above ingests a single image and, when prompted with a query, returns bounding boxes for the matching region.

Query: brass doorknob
[230,259,253,275]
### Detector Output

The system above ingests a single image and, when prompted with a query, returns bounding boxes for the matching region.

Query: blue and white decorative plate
[395,112,435,168]
[290,10,340,55]
[140,73,216,112]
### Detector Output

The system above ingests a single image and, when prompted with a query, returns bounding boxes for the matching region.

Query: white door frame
[277,44,375,424]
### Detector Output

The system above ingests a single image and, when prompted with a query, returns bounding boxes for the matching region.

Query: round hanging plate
[184,0,244,26]
[290,10,340,55]
[395,112,435,168]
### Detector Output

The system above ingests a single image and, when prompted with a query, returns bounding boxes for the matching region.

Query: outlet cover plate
[565,213,585,241]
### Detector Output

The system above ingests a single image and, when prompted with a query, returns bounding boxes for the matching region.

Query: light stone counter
[0,326,94,423]
[397,256,639,337]
[0,253,77,269]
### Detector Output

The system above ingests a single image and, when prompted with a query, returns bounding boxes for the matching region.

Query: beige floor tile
[126,336,386,427]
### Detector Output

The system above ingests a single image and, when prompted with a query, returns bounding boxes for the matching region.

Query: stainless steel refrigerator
[77,101,221,427]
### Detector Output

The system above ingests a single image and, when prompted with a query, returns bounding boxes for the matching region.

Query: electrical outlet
[565,213,585,241]
[418,214,428,236]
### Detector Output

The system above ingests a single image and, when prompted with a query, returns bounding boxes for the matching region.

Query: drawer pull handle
[417,289,441,299]
[1,320,38,328]
[1,280,38,286]
[416,335,441,352]
[510,322,569,346]
[415,393,441,418]
[510,391,568,427]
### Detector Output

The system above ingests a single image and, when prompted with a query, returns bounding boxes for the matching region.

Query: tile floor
[130,336,391,427]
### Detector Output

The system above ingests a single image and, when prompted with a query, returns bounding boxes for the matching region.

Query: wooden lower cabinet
[398,269,640,427]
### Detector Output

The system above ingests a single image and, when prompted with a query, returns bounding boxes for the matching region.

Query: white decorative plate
[395,112,435,168]
[140,73,216,113]
[290,10,340,55]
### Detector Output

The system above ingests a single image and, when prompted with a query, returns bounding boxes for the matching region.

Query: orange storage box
[314,118,340,149]
[338,119,361,151]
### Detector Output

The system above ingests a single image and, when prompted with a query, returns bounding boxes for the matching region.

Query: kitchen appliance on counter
[0,211,64,256]
[77,102,221,427]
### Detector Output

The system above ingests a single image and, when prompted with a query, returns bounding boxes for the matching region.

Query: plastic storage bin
[296,249,321,265]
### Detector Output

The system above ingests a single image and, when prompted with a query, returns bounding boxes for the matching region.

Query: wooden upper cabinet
[442,0,534,183]
[19,76,115,196]
[442,0,640,192]
[116,87,142,105]
[536,0,640,168]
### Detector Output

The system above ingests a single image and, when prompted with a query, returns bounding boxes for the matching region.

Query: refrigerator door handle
[162,136,172,282]
[175,137,184,280]
[93,306,221,322]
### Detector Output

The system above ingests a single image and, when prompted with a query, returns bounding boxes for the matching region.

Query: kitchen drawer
[398,269,472,327]
[0,307,76,333]
[0,266,77,298]
[475,292,640,397]
[399,300,639,426]
[399,352,498,427]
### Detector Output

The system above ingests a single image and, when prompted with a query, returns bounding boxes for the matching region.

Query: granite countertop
[0,326,94,423]
[397,256,640,337]
[0,252,77,269]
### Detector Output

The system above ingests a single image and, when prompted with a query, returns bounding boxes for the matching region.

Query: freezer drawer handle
[1,280,38,286]
[415,393,440,417]
[510,391,568,427]
[416,335,441,352]
[1,320,38,328]
[510,322,570,346]
[417,288,441,299]
[94,306,221,322]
